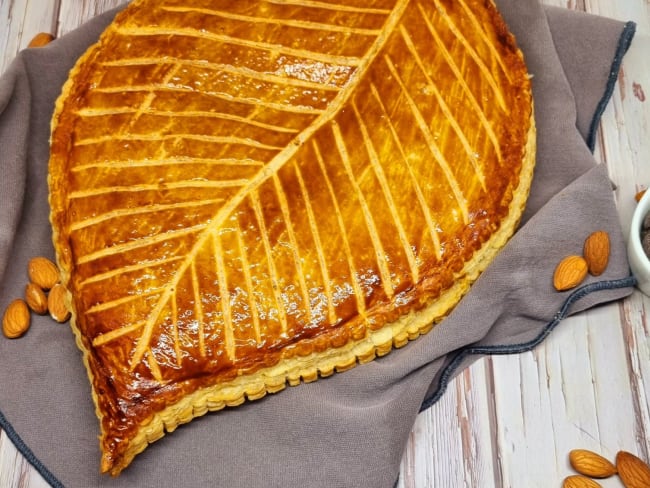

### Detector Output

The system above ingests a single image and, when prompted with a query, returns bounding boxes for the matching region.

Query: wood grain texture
[0,0,648,486]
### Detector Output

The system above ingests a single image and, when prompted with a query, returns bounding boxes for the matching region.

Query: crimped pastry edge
[98,109,536,476]
[46,0,537,476]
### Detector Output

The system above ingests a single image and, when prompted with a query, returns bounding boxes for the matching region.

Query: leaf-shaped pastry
[48,0,535,475]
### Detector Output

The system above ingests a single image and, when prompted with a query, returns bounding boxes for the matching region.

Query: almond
[569,449,617,478]
[28,32,55,48]
[635,189,647,202]
[583,231,610,276]
[48,284,70,323]
[616,451,650,488]
[562,475,602,488]
[28,257,60,290]
[2,299,31,339]
[25,282,48,315]
[554,255,588,291]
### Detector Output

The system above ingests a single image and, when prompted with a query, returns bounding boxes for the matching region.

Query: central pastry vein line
[160,6,381,36]
[116,26,363,67]
[126,0,410,369]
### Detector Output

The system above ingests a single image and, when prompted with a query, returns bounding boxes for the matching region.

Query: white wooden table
[0,1,648,486]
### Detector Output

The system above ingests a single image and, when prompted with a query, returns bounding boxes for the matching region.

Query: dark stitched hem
[418,275,636,413]
[586,21,637,152]
[0,409,65,488]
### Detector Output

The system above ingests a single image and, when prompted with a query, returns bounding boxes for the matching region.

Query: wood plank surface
[0,1,648,487]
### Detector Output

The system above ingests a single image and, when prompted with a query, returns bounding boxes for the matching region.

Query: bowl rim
[629,189,650,269]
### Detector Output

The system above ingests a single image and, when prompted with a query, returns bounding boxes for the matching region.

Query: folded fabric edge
[0,409,63,488]
[417,274,636,415]
[586,21,636,151]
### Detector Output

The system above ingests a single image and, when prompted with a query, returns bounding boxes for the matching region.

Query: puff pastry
[48,0,535,475]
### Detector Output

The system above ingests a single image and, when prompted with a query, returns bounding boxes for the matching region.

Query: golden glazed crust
[48,0,535,475]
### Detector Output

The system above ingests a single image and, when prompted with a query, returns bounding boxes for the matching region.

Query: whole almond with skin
[616,450,650,488]
[28,32,55,48]
[562,475,602,488]
[48,284,71,323]
[554,255,588,291]
[28,257,60,290]
[2,299,31,339]
[25,282,48,315]
[584,231,610,276]
[569,449,617,478]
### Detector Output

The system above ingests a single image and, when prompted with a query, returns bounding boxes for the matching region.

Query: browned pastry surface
[48,0,535,475]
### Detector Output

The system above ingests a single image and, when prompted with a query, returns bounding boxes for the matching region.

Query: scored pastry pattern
[65,0,513,376]
[48,0,533,474]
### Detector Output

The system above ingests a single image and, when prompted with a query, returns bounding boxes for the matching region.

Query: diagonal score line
[80,256,184,287]
[99,57,343,92]
[331,121,394,299]
[272,173,313,322]
[455,0,511,82]
[74,132,284,151]
[416,1,502,161]
[69,180,248,200]
[265,0,391,15]
[293,160,336,325]
[384,54,469,224]
[71,157,265,172]
[428,0,507,112]
[249,192,289,335]
[70,199,224,231]
[126,0,411,369]
[77,104,302,133]
[235,224,262,344]
[161,6,381,36]
[312,139,367,317]
[399,24,486,190]
[77,224,208,265]
[212,229,236,361]
[116,26,363,67]
[368,82,442,261]
[351,98,420,284]
[190,260,206,357]
[90,84,326,115]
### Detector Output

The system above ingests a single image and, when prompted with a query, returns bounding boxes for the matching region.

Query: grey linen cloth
[0,1,637,487]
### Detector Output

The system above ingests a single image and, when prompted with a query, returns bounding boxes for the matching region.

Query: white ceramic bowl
[628,189,650,295]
